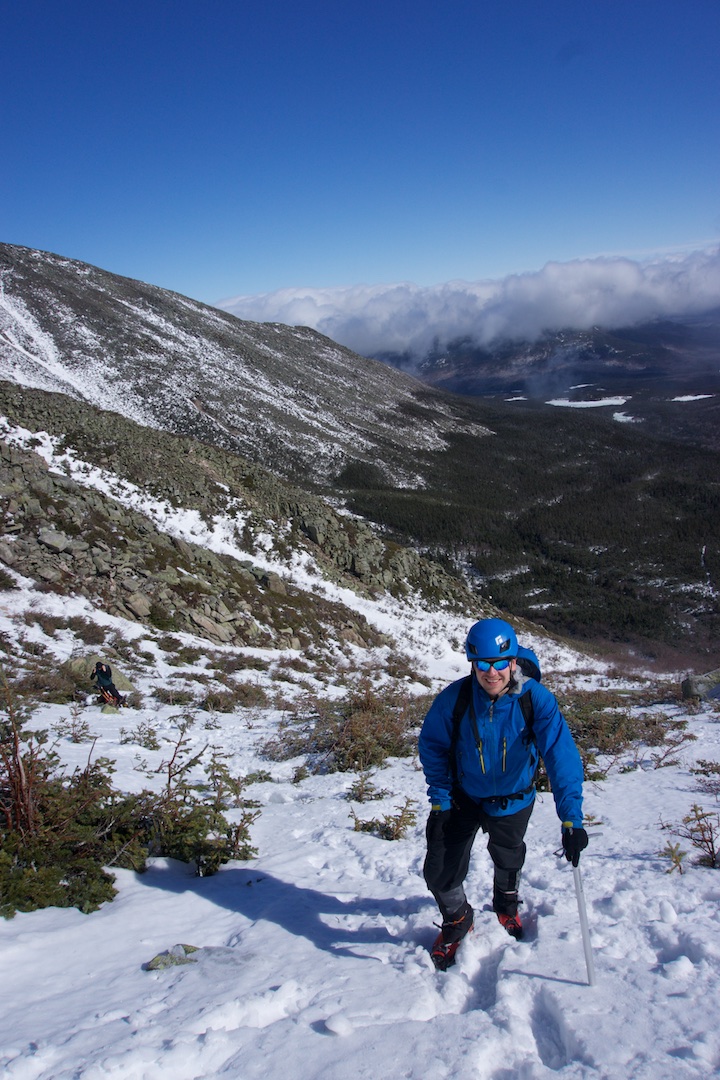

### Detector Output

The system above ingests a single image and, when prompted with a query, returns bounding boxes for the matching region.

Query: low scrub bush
[156,634,184,653]
[220,655,271,675]
[17,635,49,658]
[659,840,688,874]
[0,567,18,591]
[200,682,268,712]
[142,716,258,874]
[199,689,239,713]
[244,769,273,784]
[0,691,148,917]
[12,664,84,705]
[263,682,431,773]
[65,617,106,646]
[148,603,179,632]
[173,646,205,666]
[660,804,720,869]
[690,759,720,798]
[120,720,161,750]
[232,682,269,707]
[346,772,391,802]
[554,688,691,775]
[153,686,196,706]
[107,636,142,665]
[53,705,95,744]
[350,797,417,840]
[22,613,64,635]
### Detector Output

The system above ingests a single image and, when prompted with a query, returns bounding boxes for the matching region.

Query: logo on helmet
[496,635,511,653]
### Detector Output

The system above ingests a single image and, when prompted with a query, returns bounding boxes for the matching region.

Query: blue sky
[2,0,719,313]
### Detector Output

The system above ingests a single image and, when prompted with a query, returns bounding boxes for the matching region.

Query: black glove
[426,809,451,843]
[562,826,588,867]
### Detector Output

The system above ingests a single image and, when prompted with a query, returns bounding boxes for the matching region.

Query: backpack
[448,645,541,804]
[516,645,541,684]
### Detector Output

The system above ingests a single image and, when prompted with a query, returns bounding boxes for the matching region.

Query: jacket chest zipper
[474,702,497,774]
[479,701,495,772]
[477,738,486,773]
[488,702,509,771]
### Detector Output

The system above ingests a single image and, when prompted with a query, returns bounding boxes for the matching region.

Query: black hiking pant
[100,684,122,704]
[423,789,534,920]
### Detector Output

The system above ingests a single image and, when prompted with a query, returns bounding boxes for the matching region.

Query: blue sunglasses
[473,659,513,672]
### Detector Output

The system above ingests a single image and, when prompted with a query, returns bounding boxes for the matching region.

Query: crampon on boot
[494,886,524,940]
[430,901,474,971]
[497,911,523,939]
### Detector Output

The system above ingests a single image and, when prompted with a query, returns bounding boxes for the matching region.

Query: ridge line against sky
[1,1,719,324]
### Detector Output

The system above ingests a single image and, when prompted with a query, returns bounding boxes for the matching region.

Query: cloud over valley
[218,247,720,358]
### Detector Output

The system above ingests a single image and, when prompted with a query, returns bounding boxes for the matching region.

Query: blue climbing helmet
[464,618,518,662]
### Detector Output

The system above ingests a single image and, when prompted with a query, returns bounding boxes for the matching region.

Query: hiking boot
[497,911,523,940]
[430,901,474,970]
[493,886,523,939]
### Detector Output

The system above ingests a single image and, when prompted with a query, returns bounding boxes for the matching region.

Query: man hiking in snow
[90,660,124,707]
[418,617,587,970]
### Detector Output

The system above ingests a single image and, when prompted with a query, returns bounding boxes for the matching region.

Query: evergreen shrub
[262,682,431,773]
[0,568,18,591]
[0,683,259,918]
[350,797,417,840]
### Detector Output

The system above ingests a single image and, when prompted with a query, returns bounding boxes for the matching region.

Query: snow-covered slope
[1,570,718,1079]
[0,243,490,487]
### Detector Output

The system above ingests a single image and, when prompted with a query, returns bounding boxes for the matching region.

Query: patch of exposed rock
[0,390,487,650]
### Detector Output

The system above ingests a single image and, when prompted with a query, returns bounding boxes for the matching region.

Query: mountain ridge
[0,242,490,489]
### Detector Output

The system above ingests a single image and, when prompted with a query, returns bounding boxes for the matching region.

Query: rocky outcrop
[681,668,720,701]
[0,438,274,647]
[0,384,485,650]
[64,655,136,692]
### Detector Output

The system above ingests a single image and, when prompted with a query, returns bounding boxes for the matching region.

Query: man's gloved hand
[562,824,589,867]
[426,808,452,842]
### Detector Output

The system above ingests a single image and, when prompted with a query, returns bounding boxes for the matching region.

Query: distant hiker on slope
[418,617,587,970]
[90,661,124,707]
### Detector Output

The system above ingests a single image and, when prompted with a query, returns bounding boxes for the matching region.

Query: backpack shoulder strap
[452,676,535,733]
[451,675,474,727]
[449,675,474,781]
[519,688,536,743]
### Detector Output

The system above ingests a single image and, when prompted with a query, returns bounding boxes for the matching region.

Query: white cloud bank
[217,247,720,357]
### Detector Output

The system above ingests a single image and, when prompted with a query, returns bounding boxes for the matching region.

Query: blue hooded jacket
[418,671,583,826]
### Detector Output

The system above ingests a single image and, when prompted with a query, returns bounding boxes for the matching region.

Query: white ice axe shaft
[572,863,596,986]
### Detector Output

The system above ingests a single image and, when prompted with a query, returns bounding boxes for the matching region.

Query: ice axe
[572,862,596,986]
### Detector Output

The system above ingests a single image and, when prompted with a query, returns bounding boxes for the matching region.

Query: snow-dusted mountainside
[2,242,719,662]
[0,378,499,672]
[0,243,489,487]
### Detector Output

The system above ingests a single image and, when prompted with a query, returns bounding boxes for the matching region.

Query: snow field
[1,683,720,1079]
